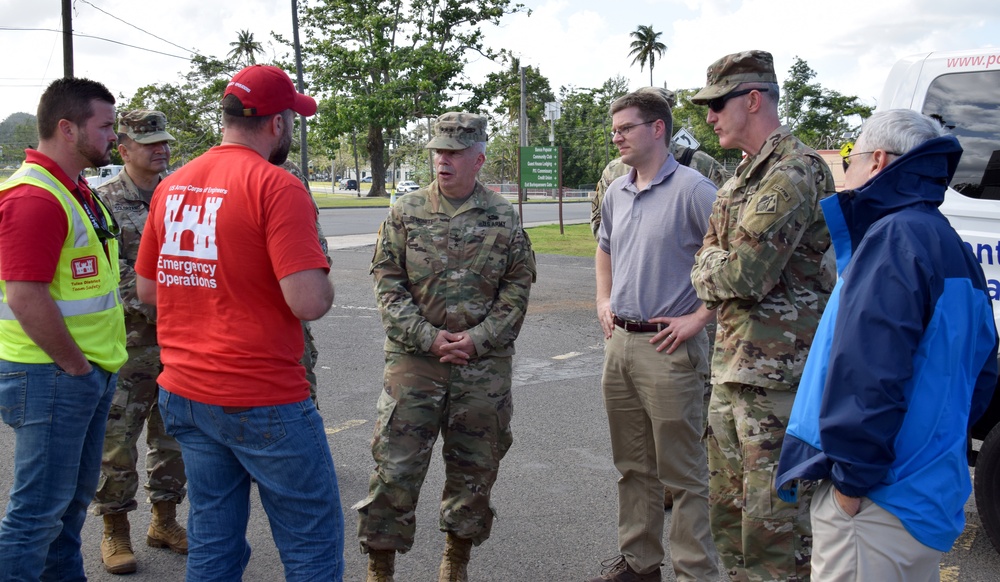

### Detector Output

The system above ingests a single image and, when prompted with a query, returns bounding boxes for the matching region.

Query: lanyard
[77,189,109,232]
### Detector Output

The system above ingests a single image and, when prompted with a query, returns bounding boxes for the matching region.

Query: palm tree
[227,30,263,67]
[627,25,667,86]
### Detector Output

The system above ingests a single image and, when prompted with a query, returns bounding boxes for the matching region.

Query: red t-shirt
[0,150,100,282]
[136,144,329,406]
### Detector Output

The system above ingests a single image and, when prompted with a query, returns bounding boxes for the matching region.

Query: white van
[877,47,1000,551]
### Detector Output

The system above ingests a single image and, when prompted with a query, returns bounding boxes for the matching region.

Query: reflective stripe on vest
[6,165,90,248]
[0,165,120,320]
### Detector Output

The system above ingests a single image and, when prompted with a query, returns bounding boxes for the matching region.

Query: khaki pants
[602,326,718,581]
[811,480,941,582]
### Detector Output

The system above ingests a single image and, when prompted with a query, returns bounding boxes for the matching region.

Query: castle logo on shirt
[156,186,225,290]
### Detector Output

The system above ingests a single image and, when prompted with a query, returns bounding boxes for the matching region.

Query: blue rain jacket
[775,135,998,552]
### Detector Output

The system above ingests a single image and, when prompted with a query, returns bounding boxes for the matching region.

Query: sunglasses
[707,87,768,113]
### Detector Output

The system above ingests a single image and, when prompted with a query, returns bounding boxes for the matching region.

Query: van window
[922,69,1000,200]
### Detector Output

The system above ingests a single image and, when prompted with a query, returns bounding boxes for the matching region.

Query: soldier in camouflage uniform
[94,111,187,574]
[688,51,836,582]
[280,160,333,406]
[589,87,730,241]
[356,112,536,582]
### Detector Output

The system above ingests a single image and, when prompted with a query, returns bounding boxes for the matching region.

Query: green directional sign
[519,146,559,189]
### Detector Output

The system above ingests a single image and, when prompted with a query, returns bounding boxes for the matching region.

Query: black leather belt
[613,316,663,333]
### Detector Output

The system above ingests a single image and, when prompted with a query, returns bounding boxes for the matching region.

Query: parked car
[340,179,358,190]
[361,176,372,183]
[395,180,420,194]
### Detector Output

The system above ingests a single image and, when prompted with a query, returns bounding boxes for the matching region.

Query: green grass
[524,223,597,257]
[313,192,390,208]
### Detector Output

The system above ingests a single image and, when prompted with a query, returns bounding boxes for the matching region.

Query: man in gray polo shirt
[589,89,718,582]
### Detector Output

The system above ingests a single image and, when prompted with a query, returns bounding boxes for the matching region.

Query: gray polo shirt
[598,154,716,321]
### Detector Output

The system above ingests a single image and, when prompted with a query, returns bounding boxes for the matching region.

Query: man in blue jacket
[776,109,999,579]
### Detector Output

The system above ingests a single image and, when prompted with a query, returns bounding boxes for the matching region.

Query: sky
[1,0,999,123]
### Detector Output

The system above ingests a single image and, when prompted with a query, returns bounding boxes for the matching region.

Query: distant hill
[0,112,38,167]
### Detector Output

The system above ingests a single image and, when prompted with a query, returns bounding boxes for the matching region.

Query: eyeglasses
[609,120,656,139]
[840,142,902,172]
[707,87,769,113]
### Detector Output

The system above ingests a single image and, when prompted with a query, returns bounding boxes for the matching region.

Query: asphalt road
[2,246,1000,581]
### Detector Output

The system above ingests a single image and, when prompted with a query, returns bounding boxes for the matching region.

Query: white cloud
[1,0,998,124]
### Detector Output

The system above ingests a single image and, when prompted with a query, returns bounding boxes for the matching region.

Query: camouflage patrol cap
[690,50,777,104]
[118,110,175,144]
[425,112,488,151]
[635,87,676,109]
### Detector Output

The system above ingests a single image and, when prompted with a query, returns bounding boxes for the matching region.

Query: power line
[0,27,193,61]
[75,0,204,58]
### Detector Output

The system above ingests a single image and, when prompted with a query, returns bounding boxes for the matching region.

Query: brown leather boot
[587,555,662,582]
[366,549,395,582]
[101,513,137,575]
[147,501,188,555]
[438,533,473,582]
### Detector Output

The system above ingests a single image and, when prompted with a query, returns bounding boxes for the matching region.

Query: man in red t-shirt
[0,77,126,581]
[135,65,343,580]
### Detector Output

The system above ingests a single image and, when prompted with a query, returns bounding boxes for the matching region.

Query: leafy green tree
[780,56,873,149]
[463,54,555,189]
[298,0,526,197]
[628,25,667,86]
[553,76,628,188]
[118,81,222,166]
[671,88,729,162]
[0,113,38,167]
[464,54,554,142]
[228,30,264,68]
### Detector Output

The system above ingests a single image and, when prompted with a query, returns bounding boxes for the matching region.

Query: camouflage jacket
[97,169,160,347]
[281,161,332,265]
[589,144,729,239]
[372,181,536,358]
[690,126,835,390]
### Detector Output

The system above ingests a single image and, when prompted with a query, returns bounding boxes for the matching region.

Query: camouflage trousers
[93,345,186,515]
[302,321,320,408]
[707,383,812,582]
[355,352,514,553]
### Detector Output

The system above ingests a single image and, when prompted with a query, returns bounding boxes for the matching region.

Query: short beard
[77,130,112,168]
[269,118,293,165]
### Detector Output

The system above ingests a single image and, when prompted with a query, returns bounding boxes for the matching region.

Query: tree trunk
[366,125,387,197]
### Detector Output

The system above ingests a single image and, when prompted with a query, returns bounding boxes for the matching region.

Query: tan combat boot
[147,501,188,555]
[438,533,473,582]
[101,513,137,574]
[366,549,395,582]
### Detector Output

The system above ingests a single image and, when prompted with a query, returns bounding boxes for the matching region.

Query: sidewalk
[325,218,589,250]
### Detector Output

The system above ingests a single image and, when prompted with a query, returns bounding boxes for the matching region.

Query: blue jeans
[159,389,344,582]
[0,361,117,582]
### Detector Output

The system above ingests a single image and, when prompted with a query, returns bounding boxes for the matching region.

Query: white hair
[854,109,947,155]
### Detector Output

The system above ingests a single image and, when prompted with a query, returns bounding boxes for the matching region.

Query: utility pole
[62,0,73,77]
[519,67,527,203]
[291,0,308,175]
[426,116,434,180]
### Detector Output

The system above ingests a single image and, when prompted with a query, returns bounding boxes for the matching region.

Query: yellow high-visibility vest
[0,162,127,372]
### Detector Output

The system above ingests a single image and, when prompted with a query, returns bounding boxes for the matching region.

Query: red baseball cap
[223,65,317,117]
